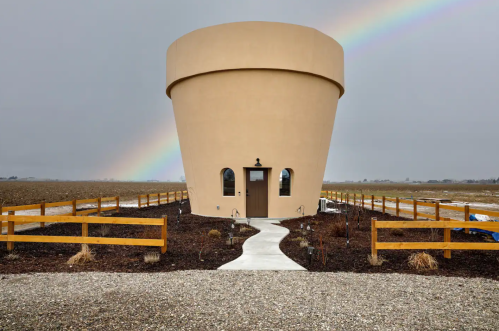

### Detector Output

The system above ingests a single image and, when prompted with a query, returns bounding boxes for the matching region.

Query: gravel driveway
[1,271,498,330]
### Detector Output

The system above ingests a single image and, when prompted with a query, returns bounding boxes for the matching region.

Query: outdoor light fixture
[255,158,262,167]
[231,208,240,218]
[247,218,251,226]
[231,223,235,229]
[297,205,305,216]
[300,223,303,230]
[306,224,311,231]
[307,246,315,265]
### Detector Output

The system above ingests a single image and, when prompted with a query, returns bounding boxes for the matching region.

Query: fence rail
[0,215,167,253]
[138,191,188,208]
[371,218,499,259]
[321,191,499,234]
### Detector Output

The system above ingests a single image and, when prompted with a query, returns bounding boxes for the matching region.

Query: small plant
[226,237,242,245]
[4,252,20,260]
[208,229,221,239]
[312,220,320,225]
[67,244,95,265]
[331,221,347,237]
[390,228,404,236]
[240,226,251,233]
[299,240,309,248]
[97,224,112,237]
[408,252,438,270]
[291,237,306,242]
[144,252,160,264]
[368,255,387,266]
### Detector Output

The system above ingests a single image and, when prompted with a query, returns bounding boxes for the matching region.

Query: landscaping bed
[279,206,499,279]
[0,200,258,274]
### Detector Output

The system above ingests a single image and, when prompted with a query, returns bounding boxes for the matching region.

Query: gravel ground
[1,271,498,330]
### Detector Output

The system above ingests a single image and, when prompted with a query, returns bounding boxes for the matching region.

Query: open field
[322,183,499,207]
[0,181,187,206]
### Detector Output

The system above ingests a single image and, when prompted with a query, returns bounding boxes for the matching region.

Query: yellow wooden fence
[138,190,188,208]
[371,218,499,259]
[0,215,167,253]
[321,191,499,234]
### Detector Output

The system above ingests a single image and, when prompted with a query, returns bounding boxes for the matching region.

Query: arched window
[279,169,291,196]
[223,168,235,196]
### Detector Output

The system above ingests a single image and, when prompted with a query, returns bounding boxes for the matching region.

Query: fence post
[161,216,167,254]
[7,211,15,251]
[346,194,349,205]
[371,217,377,259]
[158,193,161,206]
[396,197,399,217]
[362,194,365,208]
[175,191,177,201]
[382,196,386,214]
[82,217,88,247]
[167,192,169,204]
[147,194,150,207]
[72,199,77,216]
[97,197,102,217]
[435,201,440,221]
[413,200,417,221]
[0,204,3,229]
[116,196,120,213]
[40,201,46,228]
[353,194,356,207]
[464,205,470,234]
[335,192,338,201]
[371,195,374,210]
[340,192,343,203]
[443,217,451,259]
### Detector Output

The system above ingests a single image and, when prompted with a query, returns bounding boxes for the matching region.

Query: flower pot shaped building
[166,22,344,218]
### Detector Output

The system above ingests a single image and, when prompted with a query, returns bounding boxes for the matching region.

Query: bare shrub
[208,229,221,239]
[429,228,440,241]
[97,224,112,237]
[144,252,160,264]
[331,221,347,237]
[4,252,20,260]
[408,252,438,270]
[291,237,306,242]
[299,240,309,248]
[367,255,387,266]
[390,228,404,236]
[67,244,95,265]
[240,226,251,233]
[226,237,243,245]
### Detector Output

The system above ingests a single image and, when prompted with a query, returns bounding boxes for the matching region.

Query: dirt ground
[0,200,258,274]
[279,205,499,279]
[322,183,499,205]
[0,181,187,206]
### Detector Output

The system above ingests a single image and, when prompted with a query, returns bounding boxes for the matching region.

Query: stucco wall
[166,22,344,218]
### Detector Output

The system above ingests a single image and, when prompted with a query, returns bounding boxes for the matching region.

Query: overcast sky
[1,0,498,182]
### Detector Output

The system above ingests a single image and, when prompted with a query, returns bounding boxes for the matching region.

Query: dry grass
[208,229,221,239]
[291,237,306,242]
[389,228,404,236]
[408,252,438,270]
[4,252,20,260]
[97,224,112,237]
[367,255,387,266]
[312,220,320,225]
[67,244,95,265]
[299,240,309,248]
[144,252,160,264]
[239,226,251,233]
[226,237,243,245]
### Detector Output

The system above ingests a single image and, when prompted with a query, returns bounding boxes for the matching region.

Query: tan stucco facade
[166,22,344,218]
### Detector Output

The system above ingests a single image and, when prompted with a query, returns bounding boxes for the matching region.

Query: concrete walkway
[218,219,306,271]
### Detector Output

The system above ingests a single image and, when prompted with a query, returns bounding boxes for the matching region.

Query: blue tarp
[453,214,499,242]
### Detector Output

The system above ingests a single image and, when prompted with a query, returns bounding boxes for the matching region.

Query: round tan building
[166,22,344,218]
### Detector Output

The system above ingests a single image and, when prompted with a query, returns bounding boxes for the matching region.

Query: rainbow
[324,0,483,59]
[100,115,183,181]
[103,0,486,181]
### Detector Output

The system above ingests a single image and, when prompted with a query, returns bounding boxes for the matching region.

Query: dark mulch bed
[0,200,258,274]
[280,205,499,279]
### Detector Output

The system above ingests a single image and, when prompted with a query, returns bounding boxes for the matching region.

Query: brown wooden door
[246,169,268,217]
